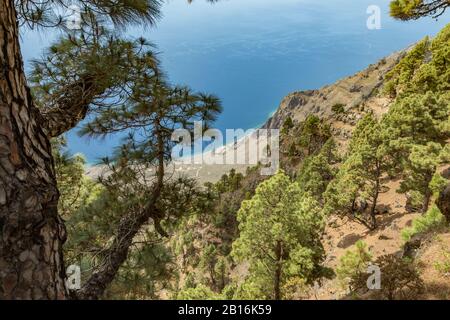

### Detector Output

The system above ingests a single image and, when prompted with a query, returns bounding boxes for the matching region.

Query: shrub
[336,241,372,290]
[331,103,346,114]
[176,284,222,300]
[402,205,446,242]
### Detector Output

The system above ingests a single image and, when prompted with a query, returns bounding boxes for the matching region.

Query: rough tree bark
[0,0,67,299]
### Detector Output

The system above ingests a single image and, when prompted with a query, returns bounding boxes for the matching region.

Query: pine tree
[383,92,449,153]
[231,171,325,300]
[390,0,450,20]
[1,0,220,300]
[323,153,368,223]
[298,115,331,156]
[281,116,294,135]
[336,241,372,291]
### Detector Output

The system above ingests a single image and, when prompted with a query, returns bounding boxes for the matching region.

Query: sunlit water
[20,0,450,163]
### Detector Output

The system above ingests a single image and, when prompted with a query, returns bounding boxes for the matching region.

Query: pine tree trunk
[369,189,379,230]
[274,240,282,300]
[0,0,67,299]
[437,184,450,222]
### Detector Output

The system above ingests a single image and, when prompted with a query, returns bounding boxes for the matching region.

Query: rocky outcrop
[263,50,408,144]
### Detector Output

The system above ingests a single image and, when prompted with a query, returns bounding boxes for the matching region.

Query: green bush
[402,205,446,242]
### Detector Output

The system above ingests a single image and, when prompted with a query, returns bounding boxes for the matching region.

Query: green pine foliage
[281,116,294,135]
[331,103,346,114]
[383,38,430,98]
[168,167,265,296]
[53,137,101,219]
[299,115,332,156]
[282,115,332,163]
[336,241,372,291]
[176,285,222,300]
[398,143,448,212]
[231,171,326,299]
[390,0,450,21]
[325,114,391,229]
[384,24,450,99]
[16,0,162,30]
[383,92,449,150]
[53,137,177,298]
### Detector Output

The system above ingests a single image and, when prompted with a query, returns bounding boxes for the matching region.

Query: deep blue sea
[20,0,450,163]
